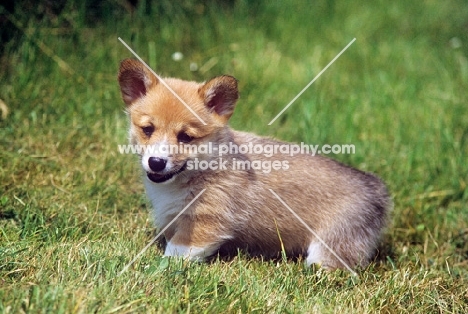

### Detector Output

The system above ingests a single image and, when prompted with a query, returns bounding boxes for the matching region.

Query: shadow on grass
[148,229,396,269]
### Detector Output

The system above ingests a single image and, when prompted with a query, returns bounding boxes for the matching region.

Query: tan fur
[118,59,391,269]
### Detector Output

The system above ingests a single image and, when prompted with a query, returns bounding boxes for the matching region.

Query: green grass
[1,0,467,312]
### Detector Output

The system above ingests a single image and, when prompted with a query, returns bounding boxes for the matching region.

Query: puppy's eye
[141,125,154,137]
[177,131,194,143]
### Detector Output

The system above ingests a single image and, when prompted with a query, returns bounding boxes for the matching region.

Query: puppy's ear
[199,75,239,122]
[118,59,158,106]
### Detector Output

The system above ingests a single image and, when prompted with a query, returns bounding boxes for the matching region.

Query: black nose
[148,157,167,172]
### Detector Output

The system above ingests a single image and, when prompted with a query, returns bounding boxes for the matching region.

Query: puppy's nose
[148,157,167,172]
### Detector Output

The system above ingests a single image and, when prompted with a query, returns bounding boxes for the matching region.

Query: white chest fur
[143,176,190,229]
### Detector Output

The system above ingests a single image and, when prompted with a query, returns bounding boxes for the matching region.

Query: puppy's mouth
[146,163,187,183]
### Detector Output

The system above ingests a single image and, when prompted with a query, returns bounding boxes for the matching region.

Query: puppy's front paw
[164,241,219,261]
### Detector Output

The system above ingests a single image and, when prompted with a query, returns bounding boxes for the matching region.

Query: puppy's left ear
[199,75,239,122]
[118,59,158,106]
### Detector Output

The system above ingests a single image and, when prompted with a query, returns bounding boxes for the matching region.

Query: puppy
[118,58,391,269]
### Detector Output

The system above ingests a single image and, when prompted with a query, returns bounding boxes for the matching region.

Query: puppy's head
[118,59,239,184]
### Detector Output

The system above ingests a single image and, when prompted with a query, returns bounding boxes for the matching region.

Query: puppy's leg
[164,240,221,261]
[306,234,374,270]
[306,241,327,267]
[306,241,351,270]
[163,218,231,261]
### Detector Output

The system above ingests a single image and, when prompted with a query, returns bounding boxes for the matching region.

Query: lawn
[1,0,467,312]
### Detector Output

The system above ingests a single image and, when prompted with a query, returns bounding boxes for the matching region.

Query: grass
[1,0,467,312]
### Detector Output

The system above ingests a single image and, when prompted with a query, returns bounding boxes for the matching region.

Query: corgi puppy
[118,58,391,270]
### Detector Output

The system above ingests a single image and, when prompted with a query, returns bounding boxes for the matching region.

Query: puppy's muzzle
[148,157,167,172]
[146,157,186,183]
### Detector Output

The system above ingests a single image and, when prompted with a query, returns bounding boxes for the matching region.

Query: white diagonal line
[118,37,207,125]
[268,38,356,125]
[269,188,358,277]
[118,188,206,276]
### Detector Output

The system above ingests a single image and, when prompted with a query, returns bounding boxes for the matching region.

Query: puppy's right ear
[118,59,158,106]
